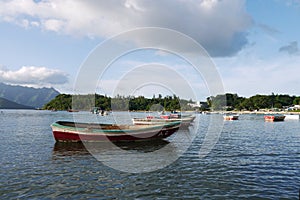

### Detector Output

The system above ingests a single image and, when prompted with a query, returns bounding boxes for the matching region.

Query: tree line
[208,93,300,111]
[43,93,300,111]
[43,94,193,111]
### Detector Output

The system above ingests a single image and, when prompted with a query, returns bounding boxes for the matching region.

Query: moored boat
[132,115,195,126]
[67,109,79,112]
[284,114,299,120]
[223,115,239,121]
[51,121,180,142]
[264,115,285,122]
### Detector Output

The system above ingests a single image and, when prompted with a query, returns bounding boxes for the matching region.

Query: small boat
[91,107,100,114]
[223,115,239,121]
[132,115,195,126]
[51,121,180,142]
[284,114,299,120]
[264,115,285,122]
[91,107,109,116]
[67,109,79,112]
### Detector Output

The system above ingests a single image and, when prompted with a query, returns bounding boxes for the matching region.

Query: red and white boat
[264,115,285,122]
[223,115,239,121]
[51,121,180,142]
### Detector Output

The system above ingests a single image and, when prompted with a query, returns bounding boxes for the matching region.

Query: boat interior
[56,121,163,130]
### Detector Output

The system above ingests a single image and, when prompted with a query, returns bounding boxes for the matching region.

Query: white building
[286,105,300,111]
[188,101,208,108]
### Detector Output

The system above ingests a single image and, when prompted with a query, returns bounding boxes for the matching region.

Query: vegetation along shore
[43,93,300,112]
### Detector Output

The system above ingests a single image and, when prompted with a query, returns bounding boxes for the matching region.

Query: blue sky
[0,0,299,100]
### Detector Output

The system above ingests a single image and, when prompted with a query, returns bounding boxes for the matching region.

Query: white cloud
[0,0,252,57]
[217,52,300,96]
[0,66,68,87]
[42,19,64,32]
[97,64,198,100]
[91,57,212,100]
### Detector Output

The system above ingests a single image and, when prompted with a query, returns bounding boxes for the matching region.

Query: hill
[0,97,34,109]
[0,82,60,108]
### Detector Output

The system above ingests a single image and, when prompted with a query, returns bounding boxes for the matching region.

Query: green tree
[293,97,300,105]
[250,95,272,109]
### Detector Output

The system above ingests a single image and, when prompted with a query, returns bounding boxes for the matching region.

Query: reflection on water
[52,142,90,157]
[52,140,170,156]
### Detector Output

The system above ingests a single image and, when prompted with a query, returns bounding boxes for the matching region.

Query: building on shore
[286,105,300,111]
[188,101,209,110]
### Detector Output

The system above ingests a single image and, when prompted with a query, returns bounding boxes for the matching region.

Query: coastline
[207,111,300,115]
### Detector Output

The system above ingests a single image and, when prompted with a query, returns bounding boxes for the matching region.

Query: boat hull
[264,115,285,122]
[284,114,299,120]
[51,121,180,142]
[223,115,239,121]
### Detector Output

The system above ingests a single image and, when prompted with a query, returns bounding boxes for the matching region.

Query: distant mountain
[0,83,60,108]
[0,97,34,109]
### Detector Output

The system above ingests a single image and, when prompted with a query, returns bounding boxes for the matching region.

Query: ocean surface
[0,110,299,199]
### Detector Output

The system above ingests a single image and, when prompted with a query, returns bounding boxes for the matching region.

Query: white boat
[132,115,195,127]
[284,114,299,120]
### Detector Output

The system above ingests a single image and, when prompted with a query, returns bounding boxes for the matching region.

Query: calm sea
[0,110,299,199]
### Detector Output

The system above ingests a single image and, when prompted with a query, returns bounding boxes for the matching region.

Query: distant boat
[223,115,239,121]
[169,111,181,119]
[91,107,100,114]
[51,121,180,142]
[91,107,109,116]
[284,114,299,120]
[264,115,285,122]
[67,109,79,112]
[132,115,195,127]
[101,110,109,116]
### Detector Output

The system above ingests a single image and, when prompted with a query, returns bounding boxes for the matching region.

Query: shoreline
[207,111,300,115]
[31,109,300,115]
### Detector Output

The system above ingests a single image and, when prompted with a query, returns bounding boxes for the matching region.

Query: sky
[0,0,299,101]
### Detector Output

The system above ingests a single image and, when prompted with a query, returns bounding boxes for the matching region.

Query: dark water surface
[0,110,299,199]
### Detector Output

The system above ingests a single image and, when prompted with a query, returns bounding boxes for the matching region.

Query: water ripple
[0,111,299,199]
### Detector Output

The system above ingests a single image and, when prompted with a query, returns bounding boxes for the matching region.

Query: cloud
[97,64,198,100]
[217,52,300,96]
[0,0,252,57]
[0,66,68,87]
[279,41,299,55]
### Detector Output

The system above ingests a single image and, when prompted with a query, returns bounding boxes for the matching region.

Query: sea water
[0,110,299,199]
